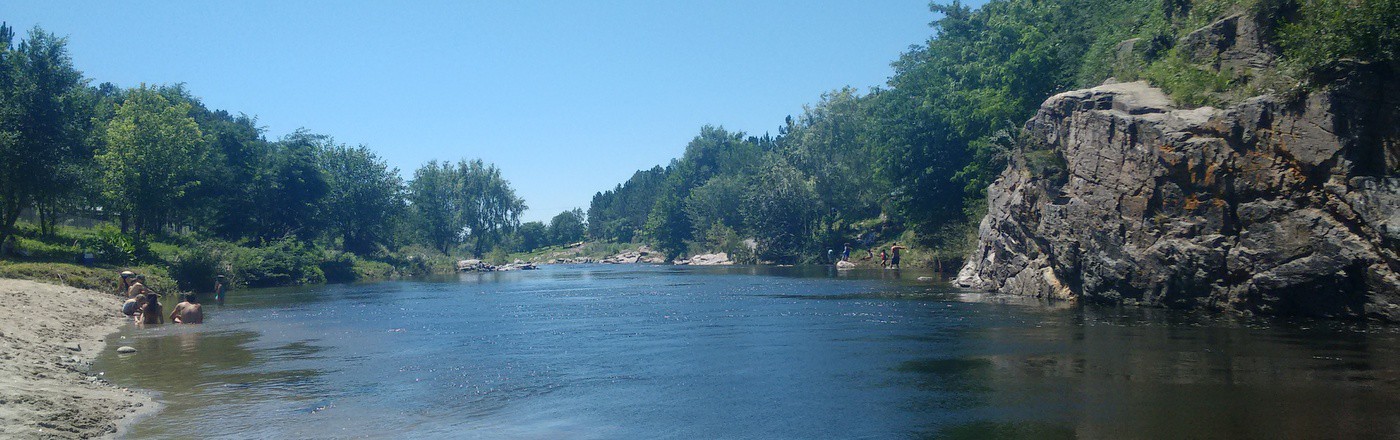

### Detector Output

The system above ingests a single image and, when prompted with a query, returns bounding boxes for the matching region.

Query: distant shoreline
[0,278,156,439]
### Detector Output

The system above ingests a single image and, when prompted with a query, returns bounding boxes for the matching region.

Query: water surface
[94,265,1400,439]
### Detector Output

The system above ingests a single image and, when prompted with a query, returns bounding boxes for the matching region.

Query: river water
[93,265,1399,439]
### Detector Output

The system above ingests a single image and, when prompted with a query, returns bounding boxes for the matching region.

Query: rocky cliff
[956,58,1400,320]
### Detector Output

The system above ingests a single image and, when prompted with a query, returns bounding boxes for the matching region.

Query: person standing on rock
[889,243,907,269]
[842,243,852,262]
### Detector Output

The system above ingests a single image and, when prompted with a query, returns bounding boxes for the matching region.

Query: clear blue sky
[2,1,970,223]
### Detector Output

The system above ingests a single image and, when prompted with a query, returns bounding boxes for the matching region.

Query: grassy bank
[0,221,460,295]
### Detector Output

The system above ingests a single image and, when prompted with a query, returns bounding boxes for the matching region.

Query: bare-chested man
[170,293,204,324]
[127,275,151,298]
[890,243,908,269]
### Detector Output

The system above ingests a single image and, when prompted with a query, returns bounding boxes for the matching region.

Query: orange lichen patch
[1184,194,1202,210]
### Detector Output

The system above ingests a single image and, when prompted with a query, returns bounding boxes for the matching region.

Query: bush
[234,239,325,288]
[1276,0,1398,80]
[319,251,359,284]
[80,226,151,265]
[168,242,229,292]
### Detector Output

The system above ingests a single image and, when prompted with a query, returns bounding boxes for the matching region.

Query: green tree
[407,160,460,253]
[0,25,92,247]
[744,158,818,263]
[249,130,330,242]
[548,208,586,246]
[456,159,526,256]
[514,221,548,252]
[407,158,525,256]
[322,143,404,254]
[96,85,209,236]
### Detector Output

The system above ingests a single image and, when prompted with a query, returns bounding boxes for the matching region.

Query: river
[93,265,1400,439]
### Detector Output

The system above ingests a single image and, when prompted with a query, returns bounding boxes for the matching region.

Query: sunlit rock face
[957,65,1400,320]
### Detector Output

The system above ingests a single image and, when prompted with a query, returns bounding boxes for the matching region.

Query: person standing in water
[880,250,889,268]
[170,293,203,324]
[213,275,228,305]
[889,243,907,269]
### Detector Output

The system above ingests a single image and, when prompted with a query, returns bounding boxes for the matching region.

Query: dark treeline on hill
[588,0,1396,264]
[0,22,543,288]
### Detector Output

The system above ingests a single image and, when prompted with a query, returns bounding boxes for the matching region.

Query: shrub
[234,239,325,288]
[1276,0,1398,81]
[319,251,359,284]
[168,242,229,292]
[80,226,151,265]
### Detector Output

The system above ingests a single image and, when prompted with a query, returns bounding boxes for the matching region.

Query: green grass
[0,260,176,296]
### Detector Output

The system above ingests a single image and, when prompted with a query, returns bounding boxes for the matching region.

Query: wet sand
[0,278,155,439]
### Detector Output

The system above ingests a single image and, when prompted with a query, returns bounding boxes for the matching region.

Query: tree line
[586,0,1394,264]
[0,23,546,269]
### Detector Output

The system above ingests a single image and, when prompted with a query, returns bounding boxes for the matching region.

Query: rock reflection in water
[900,305,1400,439]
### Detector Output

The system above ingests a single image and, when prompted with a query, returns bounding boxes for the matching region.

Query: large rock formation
[956,64,1400,320]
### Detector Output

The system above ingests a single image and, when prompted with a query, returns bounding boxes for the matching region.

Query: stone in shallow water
[116,346,137,354]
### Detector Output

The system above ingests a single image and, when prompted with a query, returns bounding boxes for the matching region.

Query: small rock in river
[116,346,137,354]
[917,276,934,281]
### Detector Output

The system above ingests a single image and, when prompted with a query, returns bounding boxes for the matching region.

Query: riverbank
[0,278,155,439]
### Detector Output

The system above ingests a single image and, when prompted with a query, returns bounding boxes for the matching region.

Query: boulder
[958,65,1400,320]
[688,253,732,266]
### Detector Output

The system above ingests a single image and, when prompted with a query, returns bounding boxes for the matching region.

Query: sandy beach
[0,278,155,439]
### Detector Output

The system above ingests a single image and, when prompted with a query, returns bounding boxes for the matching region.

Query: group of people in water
[831,242,908,269]
[118,271,227,326]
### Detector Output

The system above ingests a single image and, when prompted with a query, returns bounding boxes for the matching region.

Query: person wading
[889,243,907,269]
[170,293,204,324]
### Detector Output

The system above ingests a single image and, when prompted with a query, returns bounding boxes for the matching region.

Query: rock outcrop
[674,253,732,266]
[957,65,1400,320]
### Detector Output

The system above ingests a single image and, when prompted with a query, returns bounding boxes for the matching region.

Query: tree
[744,158,818,264]
[514,221,548,252]
[548,208,586,246]
[322,143,404,254]
[407,158,525,256]
[248,130,330,242]
[588,165,667,242]
[683,174,748,239]
[0,25,91,247]
[96,85,209,236]
[456,159,525,257]
[407,160,460,253]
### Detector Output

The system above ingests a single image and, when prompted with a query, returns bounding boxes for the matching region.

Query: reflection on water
[93,265,1400,439]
